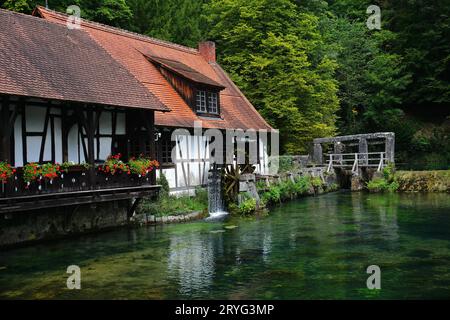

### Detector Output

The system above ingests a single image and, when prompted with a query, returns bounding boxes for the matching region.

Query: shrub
[327,183,339,192]
[367,178,390,192]
[294,176,312,195]
[261,185,281,204]
[256,180,268,191]
[156,173,170,198]
[279,180,297,200]
[311,177,323,188]
[238,198,257,215]
[366,166,399,193]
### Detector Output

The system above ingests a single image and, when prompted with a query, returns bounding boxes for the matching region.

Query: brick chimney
[198,41,216,63]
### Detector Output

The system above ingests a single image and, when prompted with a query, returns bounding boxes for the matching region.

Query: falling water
[206,166,228,220]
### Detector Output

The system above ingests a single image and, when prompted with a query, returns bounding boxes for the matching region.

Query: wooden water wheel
[223,163,255,203]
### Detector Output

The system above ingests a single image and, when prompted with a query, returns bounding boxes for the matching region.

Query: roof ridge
[35,6,200,55]
[0,7,65,26]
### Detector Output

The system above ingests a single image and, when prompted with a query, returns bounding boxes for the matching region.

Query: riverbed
[1,192,449,299]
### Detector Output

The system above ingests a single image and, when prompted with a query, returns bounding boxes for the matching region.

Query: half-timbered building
[35,6,274,194]
[0,7,275,245]
[0,9,168,218]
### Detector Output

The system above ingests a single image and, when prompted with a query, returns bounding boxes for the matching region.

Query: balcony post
[86,106,96,188]
[0,96,11,163]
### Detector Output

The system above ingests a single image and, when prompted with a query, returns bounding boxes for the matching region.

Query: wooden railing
[0,167,156,199]
[326,152,387,173]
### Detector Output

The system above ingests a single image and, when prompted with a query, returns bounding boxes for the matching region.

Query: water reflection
[0,192,449,299]
[167,232,217,296]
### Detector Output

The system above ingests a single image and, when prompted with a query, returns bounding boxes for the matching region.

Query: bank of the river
[395,170,450,192]
[1,192,449,299]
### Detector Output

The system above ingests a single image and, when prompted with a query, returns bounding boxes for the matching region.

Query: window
[196,90,219,116]
[157,133,175,164]
[196,90,207,113]
[208,92,218,114]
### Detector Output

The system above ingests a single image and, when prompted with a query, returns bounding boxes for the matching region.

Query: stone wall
[0,200,130,247]
[395,170,450,192]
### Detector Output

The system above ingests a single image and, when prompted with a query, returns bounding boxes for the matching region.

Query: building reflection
[167,231,218,296]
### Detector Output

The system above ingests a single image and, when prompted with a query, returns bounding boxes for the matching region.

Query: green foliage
[3,0,448,167]
[261,185,281,205]
[367,178,398,193]
[278,156,301,173]
[127,0,206,47]
[382,163,396,182]
[238,197,257,215]
[255,180,268,191]
[294,176,313,195]
[311,177,323,188]
[395,170,450,192]
[383,0,450,107]
[138,187,208,216]
[2,0,34,12]
[156,173,170,197]
[326,183,339,192]
[367,164,399,193]
[0,161,15,183]
[204,0,339,154]
[279,180,297,200]
[1,0,132,27]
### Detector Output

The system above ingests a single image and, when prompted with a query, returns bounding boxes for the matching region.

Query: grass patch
[137,174,208,216]
[366,163,399,193]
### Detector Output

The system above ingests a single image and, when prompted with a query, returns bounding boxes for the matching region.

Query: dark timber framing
[0,94,160,214]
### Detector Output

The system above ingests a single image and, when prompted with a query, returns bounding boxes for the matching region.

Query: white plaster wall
[67,125,83,163]
[25,106,45,132]
[13,115,23,167]
[53,117,63,164]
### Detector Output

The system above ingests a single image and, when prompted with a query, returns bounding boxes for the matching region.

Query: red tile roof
[35,6,272,131]
[0,9,168,112]
[144,54,225,89]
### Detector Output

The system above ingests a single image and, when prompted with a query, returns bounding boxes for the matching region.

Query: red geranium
[0,162,15,183]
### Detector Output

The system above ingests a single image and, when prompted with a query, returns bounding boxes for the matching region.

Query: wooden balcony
[0,167,160,213]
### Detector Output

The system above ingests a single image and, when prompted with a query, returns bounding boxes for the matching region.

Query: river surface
[1,192,449,299]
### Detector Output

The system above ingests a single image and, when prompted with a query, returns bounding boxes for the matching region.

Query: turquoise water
[1,192,449,299]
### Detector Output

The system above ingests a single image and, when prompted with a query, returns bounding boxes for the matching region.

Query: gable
[34,6,273,131]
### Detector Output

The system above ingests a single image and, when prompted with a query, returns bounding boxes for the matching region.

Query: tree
[126,0,206,47]
[384,0,450,108]
[1,0,132,27]
[204,0,339,154]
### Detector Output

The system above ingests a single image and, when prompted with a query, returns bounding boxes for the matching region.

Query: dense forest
[1,0,449,169]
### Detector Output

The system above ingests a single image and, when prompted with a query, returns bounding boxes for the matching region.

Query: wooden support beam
[61,107,69,162]
[38,105,51,163]
[0,96,12,163]
[86,106,96,187]
[142,110,156,184]
[20,99,27,164]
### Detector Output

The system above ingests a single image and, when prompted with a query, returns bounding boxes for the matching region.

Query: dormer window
[144,54,224,118]
[196,90,219,116]
[196,90,207,112]
[208,92,218,114]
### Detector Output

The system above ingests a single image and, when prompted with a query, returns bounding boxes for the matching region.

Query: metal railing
[326,152,387,173]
